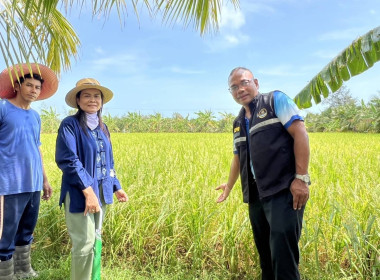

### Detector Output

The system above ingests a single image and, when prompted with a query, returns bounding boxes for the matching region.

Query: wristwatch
[295,174,311,185]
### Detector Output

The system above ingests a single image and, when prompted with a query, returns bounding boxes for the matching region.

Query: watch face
[296,174,310,183]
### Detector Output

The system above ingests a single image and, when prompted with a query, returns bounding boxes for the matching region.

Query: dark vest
[233,108,258,203]
[233,92,295,202]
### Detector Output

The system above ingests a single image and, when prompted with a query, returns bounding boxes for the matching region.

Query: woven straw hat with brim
[0,63,58,100]
[65,78,114,108]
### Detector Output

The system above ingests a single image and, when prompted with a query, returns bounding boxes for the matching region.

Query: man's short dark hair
[17,73,44,86]
[228,67,253,83]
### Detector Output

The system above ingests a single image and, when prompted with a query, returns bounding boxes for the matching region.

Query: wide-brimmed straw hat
[0,63,58,100]
[65,78,114,108]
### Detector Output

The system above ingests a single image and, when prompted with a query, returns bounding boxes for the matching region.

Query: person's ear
[254,78,259,90]
[14,83,20,94]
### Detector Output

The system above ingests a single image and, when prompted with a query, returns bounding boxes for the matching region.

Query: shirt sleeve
[273,90,304,129]
[55,120,94,190]
[0,100,7,125]
[104,125,122,192]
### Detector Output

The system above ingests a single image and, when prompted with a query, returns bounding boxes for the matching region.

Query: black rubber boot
[0,258,16,280]
[13,245,37,279]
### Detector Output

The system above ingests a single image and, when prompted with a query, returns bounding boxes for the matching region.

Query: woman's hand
[115,189,129,203]
[82,187,100,216]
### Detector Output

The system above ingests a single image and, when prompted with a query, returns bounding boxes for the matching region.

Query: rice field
[33,133,380,280]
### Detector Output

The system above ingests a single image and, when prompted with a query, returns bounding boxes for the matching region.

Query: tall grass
[33,133,379,279]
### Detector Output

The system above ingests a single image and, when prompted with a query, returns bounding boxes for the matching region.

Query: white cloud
[205,3,251,51]
[313,50,338,59]
[243,2,276,14]
[205,31,250,52]
[257,65,304,77]
[88,52,145,75]
[95,47,105,54]
[225,33,250,44]
[219,5,245,30]
[318,28,366,41]
[224,35,239,45]
[169,66,204,75]
[92,54,137,66]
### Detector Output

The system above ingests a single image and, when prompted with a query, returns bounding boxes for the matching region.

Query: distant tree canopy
[40,92,380,133]
[40,110,236,133]
[304,87,380,133]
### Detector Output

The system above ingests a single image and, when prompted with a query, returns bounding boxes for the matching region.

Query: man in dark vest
[216,67,310,280]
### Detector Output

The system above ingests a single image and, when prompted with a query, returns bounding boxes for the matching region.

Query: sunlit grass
[34,133,380,279]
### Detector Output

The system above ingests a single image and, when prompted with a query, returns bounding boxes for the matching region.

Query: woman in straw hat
[0,63,58,280]
[55,78,128,280]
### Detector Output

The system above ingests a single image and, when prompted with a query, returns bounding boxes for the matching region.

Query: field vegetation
[40,90,380,134]
[32,132,379,279]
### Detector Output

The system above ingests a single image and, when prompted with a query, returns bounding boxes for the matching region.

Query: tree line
[304,87,380,133]
[40,88,379,134]
[40,109,237,133]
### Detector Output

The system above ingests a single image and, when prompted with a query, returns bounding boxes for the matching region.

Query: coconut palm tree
[0,0,80,73]
[294,25,380,109]
[0,0,239,74]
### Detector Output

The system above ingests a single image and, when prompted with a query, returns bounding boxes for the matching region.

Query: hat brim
[0,63,58,100]
[65,84,114,108]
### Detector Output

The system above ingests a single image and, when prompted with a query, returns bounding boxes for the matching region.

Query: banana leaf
[294,26,380,109]
[316,74,329,98]
[336,50,350,81]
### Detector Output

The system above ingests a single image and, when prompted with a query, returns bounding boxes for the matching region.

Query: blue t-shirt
[0,99,43,195]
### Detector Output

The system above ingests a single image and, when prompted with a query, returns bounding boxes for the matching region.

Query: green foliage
[41,110,236,133]
[305,90,380,133]
[43,100,380,134]
[294,26,380,109]
[40,106,61,133]
[194,110,217,132]
[33,133,380,279]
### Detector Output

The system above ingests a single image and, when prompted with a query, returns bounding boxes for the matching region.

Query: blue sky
[36,0,380,118]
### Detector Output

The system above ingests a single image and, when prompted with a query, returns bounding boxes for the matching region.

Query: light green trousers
[64,193,106,280]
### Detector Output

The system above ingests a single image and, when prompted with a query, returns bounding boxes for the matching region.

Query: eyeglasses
[228,79,253,94]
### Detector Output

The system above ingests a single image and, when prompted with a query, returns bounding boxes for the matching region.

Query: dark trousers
[249,188,304,280]
[0,192,40,261]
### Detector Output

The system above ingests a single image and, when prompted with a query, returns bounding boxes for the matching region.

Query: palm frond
[157,0,239,35]
[1,0,79,74]
[294,26,380,109]
[2,0,236,74]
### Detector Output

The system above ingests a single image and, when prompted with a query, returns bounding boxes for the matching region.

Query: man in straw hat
[0,63,58,280]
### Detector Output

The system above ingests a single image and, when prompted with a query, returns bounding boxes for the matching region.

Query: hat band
[82,82,99,85]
